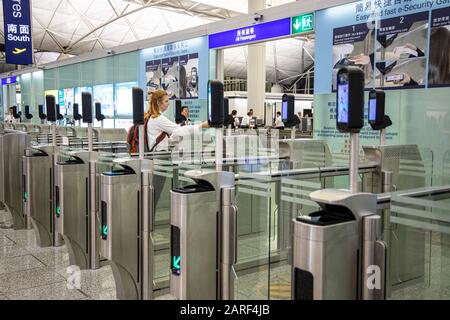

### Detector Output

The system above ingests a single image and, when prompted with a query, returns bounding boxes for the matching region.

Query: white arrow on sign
[293,18,301,31]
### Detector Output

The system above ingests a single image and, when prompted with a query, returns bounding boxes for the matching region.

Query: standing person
[5,107,19,124]
[241,111,251,128]
[146,89,209,206]
[225,110,239,129]
[274,111,284,129]
[177,106,192,126]
[146,89,208,152]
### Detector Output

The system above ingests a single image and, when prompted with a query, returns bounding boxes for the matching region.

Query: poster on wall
[375,12,429,88]
[74,87,93,106]
[429,7,450,87]
[115,81,138,116]
[179,53,199,99]
[93,84,114,117]
[58,89,66,115]
[162,57,179,99]
[146,60,161,92]
[316,0,450,94]
[64,88,74,116]
[332,23,375,91]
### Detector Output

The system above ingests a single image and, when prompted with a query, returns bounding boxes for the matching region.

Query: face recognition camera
[368,89,392,131]
[336,67,365,133]
[207,80,224,128]
[281,94,295,128]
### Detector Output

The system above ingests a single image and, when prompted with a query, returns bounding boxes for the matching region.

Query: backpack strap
[149,131,169,153]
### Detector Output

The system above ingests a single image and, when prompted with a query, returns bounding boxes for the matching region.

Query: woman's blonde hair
[145,89,168,120]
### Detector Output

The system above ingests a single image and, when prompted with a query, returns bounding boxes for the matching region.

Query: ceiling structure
[0,0,312,83]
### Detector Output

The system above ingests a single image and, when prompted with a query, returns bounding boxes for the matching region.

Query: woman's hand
[200,121,209,129]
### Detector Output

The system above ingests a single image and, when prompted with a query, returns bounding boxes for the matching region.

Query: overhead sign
[208,18,291,49]
[2,0,33,65]
[1,76,17,85]
[291,13,315,34]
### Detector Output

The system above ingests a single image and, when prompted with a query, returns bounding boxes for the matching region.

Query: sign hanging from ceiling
[208,18,291,49]
[2,0,33,65]
[291,13,315,35]
[1,76,17,85]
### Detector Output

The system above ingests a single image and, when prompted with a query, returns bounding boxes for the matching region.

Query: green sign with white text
[291,13,315,35]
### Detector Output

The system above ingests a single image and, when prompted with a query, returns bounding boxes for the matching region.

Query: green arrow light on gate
[291,13,315,35]
[102,225,108,236]
[56,207,61,218]
[173,256,181,270]
[23,192,28,201]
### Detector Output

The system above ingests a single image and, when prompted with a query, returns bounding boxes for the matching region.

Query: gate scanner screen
[337,81,349,124]
[369,98,377,122]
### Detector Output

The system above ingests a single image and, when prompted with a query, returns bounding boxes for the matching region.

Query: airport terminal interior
[1,0,450,301]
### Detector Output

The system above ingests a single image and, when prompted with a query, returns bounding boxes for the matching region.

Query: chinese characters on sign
[2,0,33,65]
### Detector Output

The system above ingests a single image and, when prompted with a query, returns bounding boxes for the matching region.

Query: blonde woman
[145,89,208,152]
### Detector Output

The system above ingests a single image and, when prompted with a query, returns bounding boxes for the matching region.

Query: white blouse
[147,114,201,151]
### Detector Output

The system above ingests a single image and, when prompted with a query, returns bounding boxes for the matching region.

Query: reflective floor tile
[0,235,15,247]
[0,255,45,275]
[0,267,66,293]
[31,249,70,267]
[4,230,36,247]
[5,281,87,300]
[0,245,31,260]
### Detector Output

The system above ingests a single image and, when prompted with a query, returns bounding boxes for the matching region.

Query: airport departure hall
[1,0,450,303]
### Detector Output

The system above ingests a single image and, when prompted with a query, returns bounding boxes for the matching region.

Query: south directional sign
[291,13,315,35]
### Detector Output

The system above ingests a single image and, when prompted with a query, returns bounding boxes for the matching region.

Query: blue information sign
[208,18,291,49]
[1,76,17,85]
[2,0,33,65]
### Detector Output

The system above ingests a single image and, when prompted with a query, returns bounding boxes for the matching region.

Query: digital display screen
[282,100,288,121]
[207,84,212,122]
[93,84,114,117]
[337,83,349,124]
[115,82,138,116]
[369,99,377,122]
[171,225,181,275]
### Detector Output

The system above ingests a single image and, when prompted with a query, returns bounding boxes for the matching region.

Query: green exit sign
[291,13,314,34]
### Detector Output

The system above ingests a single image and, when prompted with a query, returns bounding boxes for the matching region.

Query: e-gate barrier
[54,92,101,269]
[170,80,238,300]
[23,95,63,247]
[292,67,388,300]
[99,87,155,300]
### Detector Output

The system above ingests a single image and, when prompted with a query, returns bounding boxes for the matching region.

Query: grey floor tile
[0,235,15,247]
[0,244,31,260]
[31,249,70,267]
[0,267,66,293]
[5,281,87,300]
[76,265,117,299]
[0,255,45,275]
[5,230,36,247]
[0,293,8,300]
[155,294,176,300]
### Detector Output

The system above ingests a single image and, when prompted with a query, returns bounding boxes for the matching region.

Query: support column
[247,0,266,119]
[216,49,224,82]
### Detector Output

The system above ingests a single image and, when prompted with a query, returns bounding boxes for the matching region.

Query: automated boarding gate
[292,190,387,300]
[170,170,237,300]
[55,150,100,269]
[292,67,387,300]
[99,158,154,300]
[0,130,31,229]
[23,145,63,247]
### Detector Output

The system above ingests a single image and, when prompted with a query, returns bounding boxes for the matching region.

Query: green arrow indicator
[293,18,301,31]
[23,192,28,201]
[56,207,61,218]
[102,225,108,236]
[173,256,181,270]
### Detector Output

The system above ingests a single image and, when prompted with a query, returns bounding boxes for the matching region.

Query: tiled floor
[0,209,115,300]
